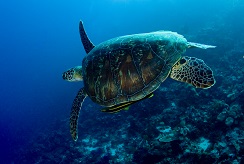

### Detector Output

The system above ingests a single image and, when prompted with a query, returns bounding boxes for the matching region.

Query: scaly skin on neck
[73,66,83,81]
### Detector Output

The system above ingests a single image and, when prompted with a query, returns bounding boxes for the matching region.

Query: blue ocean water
[0,0,243,163]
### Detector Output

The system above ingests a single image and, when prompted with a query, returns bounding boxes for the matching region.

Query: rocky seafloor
[14,8,244,164]
[15,71,244,164]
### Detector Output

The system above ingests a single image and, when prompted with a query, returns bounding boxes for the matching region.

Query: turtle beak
[62,72,68,80]
[62,72,70,81]
[62,68,75,81]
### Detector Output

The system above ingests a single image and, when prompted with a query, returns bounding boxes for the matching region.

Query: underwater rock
[225,117,234,126]
[217,111,227,121]
[179,126,190,136]
[198,137,211,152]
[156,126,179,142]
[228,104,241,119]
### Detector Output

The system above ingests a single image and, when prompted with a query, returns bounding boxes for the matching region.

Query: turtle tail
[187,42,216,49]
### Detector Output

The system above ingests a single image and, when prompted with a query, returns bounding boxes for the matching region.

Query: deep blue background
[0,0,242,162]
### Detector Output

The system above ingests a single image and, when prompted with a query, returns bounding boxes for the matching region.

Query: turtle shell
[82,31,188,107]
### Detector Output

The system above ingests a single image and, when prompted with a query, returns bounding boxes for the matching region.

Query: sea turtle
[63,21,216,141]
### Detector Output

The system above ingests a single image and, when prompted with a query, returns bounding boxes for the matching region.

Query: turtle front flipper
[70,88,87,141]
[170,56,215,89]
[79,20,95,54]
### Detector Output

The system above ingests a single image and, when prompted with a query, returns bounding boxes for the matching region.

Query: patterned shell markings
[82,32,187,107]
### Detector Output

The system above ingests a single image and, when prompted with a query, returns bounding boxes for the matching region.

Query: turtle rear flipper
[170,56,215,89]
[79,20,95,54]
[70,88,87,141]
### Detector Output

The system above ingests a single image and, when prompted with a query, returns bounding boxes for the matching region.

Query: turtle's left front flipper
[170,56,215,89]
[70,88,87,141]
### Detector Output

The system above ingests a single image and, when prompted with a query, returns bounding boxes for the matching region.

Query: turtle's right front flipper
[79,20,95,54]
[70,88,87,141]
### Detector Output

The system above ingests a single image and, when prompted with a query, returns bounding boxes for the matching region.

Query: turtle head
[62,66,83,82]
